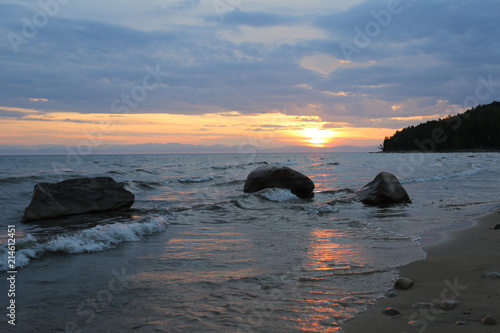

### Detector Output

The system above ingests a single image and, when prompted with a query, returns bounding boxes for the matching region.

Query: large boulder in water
[355,172,411,205]
[243,165,314,198]
[22,177,135,222]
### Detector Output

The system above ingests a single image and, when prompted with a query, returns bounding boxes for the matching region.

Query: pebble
[494,224,500,230]
[394,277,414,290]
[440,300,459,310]
[486,272,500,279]
[455,321,466,325]
[386,291,398,298]
[482,315,497,326]
[411,302,435,309]
[382,307,401,317]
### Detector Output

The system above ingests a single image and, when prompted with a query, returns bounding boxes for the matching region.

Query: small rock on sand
[382,307,401,316]
[486,272,500,279]
[386,291,398,298]
[440,300,459,310]
[394,277,414,290]
[411,302,435,309]
[455,321,466,325]
[482,315,497,326]
[493,224,500,229]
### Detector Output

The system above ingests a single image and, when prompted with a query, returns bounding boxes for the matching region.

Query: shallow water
[1,152,499,332]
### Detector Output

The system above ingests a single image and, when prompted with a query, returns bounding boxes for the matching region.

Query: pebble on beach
[394,277,414,290]
[486,272,500,279]
[482,315,497,326]
[455,321,466,325]
[493,224,500,230]
[382,307,401,317]
[386,291,398,298]
[411,302,435,309]
[440,300,459,310]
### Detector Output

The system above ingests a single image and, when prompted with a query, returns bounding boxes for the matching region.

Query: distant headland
[381,101,500,152]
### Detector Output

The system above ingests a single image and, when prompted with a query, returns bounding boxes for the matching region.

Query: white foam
[0,216,169,270]
[258,188,299,202]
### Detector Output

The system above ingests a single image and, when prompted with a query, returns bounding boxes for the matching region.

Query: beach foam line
[0,216,169,270]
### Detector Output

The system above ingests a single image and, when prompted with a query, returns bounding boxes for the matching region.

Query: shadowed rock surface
[243,165,315,198]
[355,172,411,205]
[22,177,135,222]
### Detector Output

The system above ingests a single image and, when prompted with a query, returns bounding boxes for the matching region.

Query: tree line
[382,101,500,152]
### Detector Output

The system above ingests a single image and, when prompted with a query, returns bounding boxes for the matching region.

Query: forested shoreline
[382,101,500,152]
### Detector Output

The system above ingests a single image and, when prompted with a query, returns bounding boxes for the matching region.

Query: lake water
[1,152,499,332]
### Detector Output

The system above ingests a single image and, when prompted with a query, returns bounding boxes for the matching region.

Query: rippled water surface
[1,152,499,332]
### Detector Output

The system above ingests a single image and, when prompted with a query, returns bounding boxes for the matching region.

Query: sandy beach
[342,207,500,333]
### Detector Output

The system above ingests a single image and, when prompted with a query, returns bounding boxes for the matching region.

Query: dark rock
[482,315,497,326]
[455,321,466,325]
[243,165,314,198]
[394,277,414,290]
[22,177,135,222]
[382,307,400,316]
[493,224,500,230]
[355,172,411,205]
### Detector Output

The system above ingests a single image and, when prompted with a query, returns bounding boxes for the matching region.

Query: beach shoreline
[342,206,500,333]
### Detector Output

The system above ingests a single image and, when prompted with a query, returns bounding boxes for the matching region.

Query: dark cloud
[0,110,25,117]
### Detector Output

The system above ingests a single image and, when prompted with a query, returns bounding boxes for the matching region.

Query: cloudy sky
[1,0,499,151]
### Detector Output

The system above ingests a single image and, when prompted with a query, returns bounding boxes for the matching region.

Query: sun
[301,128,336,147]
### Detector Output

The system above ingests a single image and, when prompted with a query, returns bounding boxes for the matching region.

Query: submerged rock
[394,277,414,290]
[22,177,135,222]
[243,165,314,198]
[355,172,411,205]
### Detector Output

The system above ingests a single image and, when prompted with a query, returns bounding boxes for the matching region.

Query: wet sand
[343,207,500,333]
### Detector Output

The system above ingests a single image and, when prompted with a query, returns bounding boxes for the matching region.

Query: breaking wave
[0,216,169,270]
[257,188,299,202]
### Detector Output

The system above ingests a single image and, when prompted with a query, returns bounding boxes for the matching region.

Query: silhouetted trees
[382,101,500,152]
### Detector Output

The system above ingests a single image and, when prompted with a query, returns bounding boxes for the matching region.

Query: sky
[1,0,500,152]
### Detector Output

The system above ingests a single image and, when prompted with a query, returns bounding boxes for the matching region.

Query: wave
[279,160,298,166]
[257,188,299,202]
[135,168,159,175]
[211,161,268,170]
[319,188,355,195]
[402,163,481,184]
[107,170,128,175]
[121,180,163,192]
[0,175,47,185]
[0,216,169,270]
[305,205,340,214]
[177,175,224,184]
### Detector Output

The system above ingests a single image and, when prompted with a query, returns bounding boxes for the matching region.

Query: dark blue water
[1,152,499,332]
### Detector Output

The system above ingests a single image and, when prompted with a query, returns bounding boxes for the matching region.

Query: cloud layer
[1,0,500,130]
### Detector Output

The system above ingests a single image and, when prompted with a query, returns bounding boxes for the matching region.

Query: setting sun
[301,128,336,147]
